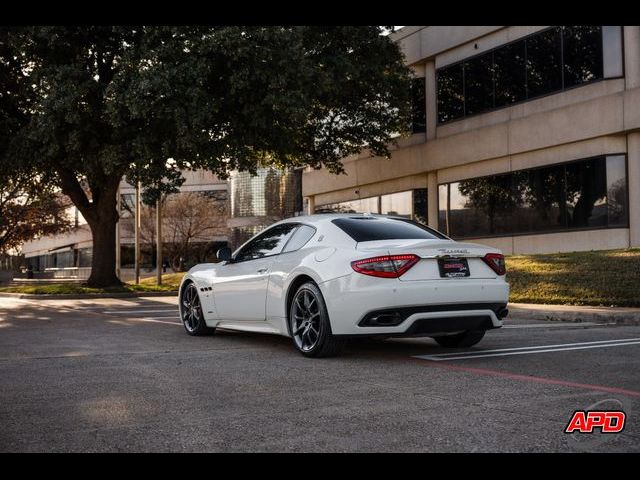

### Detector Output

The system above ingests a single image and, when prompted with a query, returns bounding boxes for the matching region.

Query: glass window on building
[606,155,628,227]
[437,63,464,123]
[54,251,74,268]
[562,26,603,88]
[512,166,567,233]
[438,184,448,234]
[438,155,628,238]
[494,39,527,107]
[464,52,494,115]
[602,26,623,78]
[436,26,618,124]
[448,174,515,238]
[411,77,426,134]
[317,189,428,225]
[412,188,428,225]
[525,27,563,98]
[565,157,607,228]
[315,196,380,214]
[230,168,302,219]
[78,248,92,267]
[381,191,412,218]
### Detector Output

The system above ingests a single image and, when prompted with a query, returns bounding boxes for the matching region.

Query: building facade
[22,170,229,278]
[303,26,640,255]
[228,167,304,249]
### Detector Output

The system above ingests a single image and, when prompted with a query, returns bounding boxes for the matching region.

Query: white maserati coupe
[179,213,509,357]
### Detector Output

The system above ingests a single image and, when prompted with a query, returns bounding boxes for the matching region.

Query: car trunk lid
[356,239,500,280]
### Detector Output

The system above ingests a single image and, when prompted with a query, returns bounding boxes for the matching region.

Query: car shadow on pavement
[212,328,472,359]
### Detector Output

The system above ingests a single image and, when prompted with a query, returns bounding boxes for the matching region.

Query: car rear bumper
[319,273,509,336]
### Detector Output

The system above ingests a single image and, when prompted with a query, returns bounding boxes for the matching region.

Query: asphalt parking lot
[0,296,639,452]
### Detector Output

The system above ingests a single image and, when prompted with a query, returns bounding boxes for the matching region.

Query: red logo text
[565,411,626,433]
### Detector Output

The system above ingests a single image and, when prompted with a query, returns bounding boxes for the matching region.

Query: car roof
[277,213,406,227]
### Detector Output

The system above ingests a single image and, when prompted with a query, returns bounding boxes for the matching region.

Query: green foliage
[1,26,412,286]
[4,26,412,185]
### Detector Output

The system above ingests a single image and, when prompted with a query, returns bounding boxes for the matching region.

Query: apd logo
[564,398,630,451]
[565,411,626,433]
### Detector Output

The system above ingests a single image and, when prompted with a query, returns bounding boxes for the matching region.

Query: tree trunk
[87,217,121,287]
[85,192,121,288]
[54,167,122,288]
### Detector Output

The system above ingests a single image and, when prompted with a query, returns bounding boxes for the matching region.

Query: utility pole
[156,196,162,285]
[135,181,141,284]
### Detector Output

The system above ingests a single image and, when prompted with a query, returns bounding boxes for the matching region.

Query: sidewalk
[0,291,177,300]
[508,302,640,326]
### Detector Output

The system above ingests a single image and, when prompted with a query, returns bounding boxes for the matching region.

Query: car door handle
[257,267,269,274]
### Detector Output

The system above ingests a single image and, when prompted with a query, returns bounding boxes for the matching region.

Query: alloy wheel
[181,283,202,333]
[291,288,322,352]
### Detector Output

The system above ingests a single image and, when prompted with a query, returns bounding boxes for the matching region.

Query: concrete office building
[304,26,640,254]
[22,170,228,278]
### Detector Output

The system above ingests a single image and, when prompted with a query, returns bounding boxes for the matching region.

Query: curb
[508,303,640,326]
[0,291,178,300]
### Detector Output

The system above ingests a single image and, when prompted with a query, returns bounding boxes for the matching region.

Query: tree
[1,26,412,287]
[162,191,228,271]
[122,190,228,272]
[0,166,72,255]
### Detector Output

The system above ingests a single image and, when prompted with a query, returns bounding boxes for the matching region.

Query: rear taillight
[351,254,420,278]
[482,253,506,276]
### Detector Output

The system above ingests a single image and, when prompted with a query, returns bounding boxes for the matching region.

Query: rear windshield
[332,217,448,242]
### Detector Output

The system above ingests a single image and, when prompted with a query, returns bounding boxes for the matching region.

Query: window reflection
[437,63,464,123]
[439,155,628,238]
[494,40,526,107]
[563,26,603,88]
[514,166,567,233]
[315,196,379,214]
[437,26,612,123]
[565,158,607,228]
[316,189,428,225]
[234,224,297,262]
[411,77,427,134]
[438,184,448,234]
[412,188,428,225]
[381,191,412,218]
[526,27,563,98]
[451,174,515,237]
[464,53,494,115]
[606,155,628,227]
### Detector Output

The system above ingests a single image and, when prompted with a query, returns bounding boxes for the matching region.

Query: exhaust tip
[497,308,509,319]
[367,312,403,326]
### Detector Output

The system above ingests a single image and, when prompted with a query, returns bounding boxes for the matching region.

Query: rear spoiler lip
[417,253,488,259]
[354,240,502,258]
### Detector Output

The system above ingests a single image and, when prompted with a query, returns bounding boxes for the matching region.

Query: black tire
[180,282,215,336]
[289,282,346,358]
[433,330,486,348]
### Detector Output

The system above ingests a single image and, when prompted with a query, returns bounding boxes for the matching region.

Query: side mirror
[217,247,233,262]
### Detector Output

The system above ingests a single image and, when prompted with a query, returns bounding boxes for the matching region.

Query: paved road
[0,296,638,452]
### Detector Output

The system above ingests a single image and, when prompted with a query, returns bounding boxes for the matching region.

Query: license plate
[438,257,470,278]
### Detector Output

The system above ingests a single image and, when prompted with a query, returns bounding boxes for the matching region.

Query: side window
[282,225,316,253]
[233,224,298,262]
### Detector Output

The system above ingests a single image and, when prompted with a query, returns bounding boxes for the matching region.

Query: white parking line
[415,337,640,361]
[113,317,181,326]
